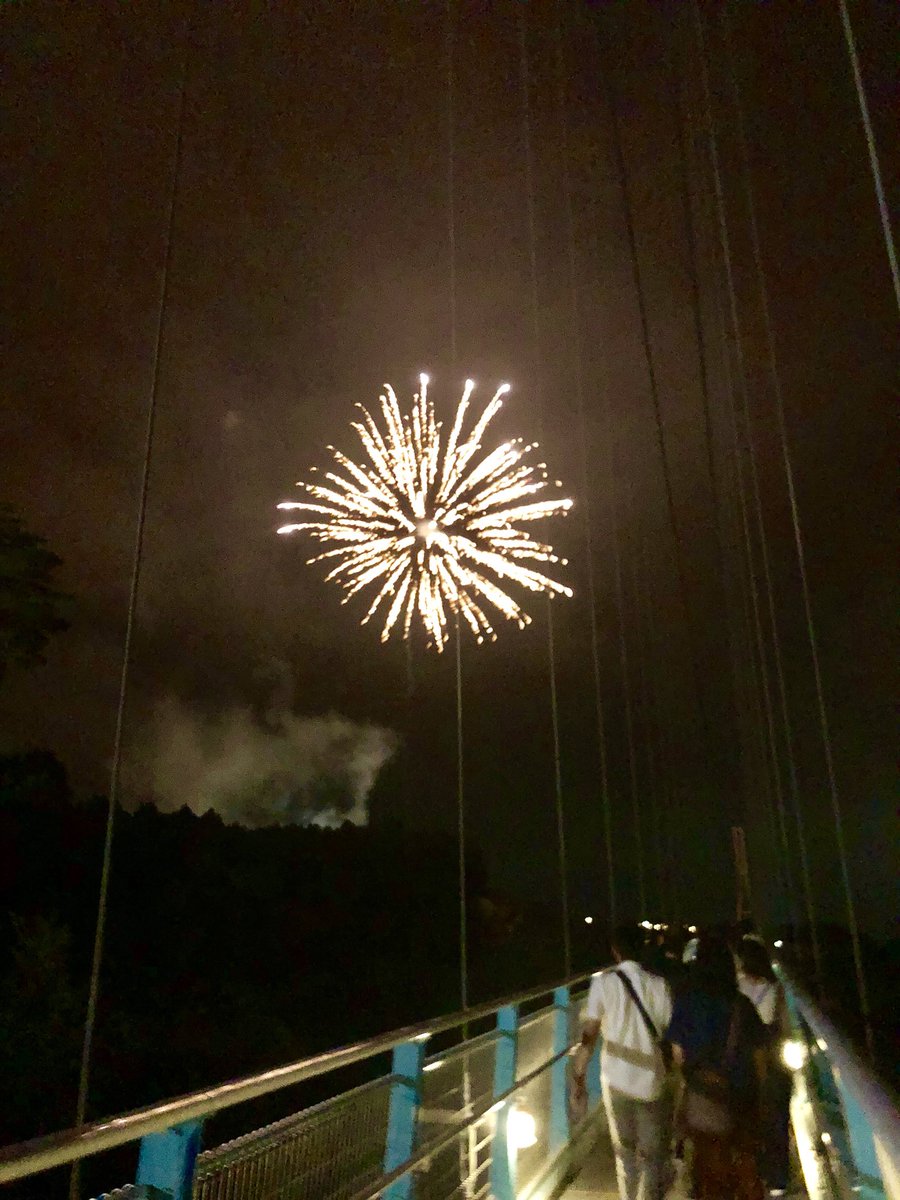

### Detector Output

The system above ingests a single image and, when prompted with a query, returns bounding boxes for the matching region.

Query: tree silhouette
[0,504,69,682]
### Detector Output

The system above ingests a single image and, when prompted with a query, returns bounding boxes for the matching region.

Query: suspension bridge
[0,953,897,1200]
[1,0,896,1199]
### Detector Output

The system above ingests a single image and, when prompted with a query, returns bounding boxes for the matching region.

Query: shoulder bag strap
[613,969,660,1042]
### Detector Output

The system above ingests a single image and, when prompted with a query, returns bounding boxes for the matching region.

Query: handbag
[679,1001,741,1136]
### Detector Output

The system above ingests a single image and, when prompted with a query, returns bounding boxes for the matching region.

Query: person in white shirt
[571,924,673,1200]
[737,937,792,1196]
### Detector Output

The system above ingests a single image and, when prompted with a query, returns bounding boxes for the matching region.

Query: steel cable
[720,4,873,1052]
[552,0,617,933]
[837,0,900,317]
[70,17,192,1200]
[518,8,571,976]
[691,0,802,939]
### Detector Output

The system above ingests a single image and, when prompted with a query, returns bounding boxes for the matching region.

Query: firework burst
[277,374,573,652]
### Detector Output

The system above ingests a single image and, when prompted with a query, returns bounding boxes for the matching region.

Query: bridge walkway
[0,960,894,1200]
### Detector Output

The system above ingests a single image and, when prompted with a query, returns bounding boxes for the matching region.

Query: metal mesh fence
[419,1033,500,1129]
[507,1054,554,1196]
[516,1009,556,1084]
[411,1112,495,1200]
[87,993,583,1200]
[193,1076,393,1200]
[413,1032,500,1200]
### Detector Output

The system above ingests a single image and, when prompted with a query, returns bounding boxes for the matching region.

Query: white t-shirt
[585,961,673,1101]
[738,975,780,1026]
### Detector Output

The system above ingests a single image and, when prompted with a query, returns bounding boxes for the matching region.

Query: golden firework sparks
[277,374,573,651]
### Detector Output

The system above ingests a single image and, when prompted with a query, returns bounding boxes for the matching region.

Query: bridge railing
[0,971,602,1200]
[780,967,900,1200]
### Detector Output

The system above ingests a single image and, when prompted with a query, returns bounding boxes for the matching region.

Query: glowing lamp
[781,1038,808,1071]
[584,916,593,925]
[508,1105,538,1150]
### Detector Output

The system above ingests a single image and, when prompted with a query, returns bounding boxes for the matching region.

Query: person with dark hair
[571,924,673,1200]
[738,939,792,1196]
[667,936,768,1199]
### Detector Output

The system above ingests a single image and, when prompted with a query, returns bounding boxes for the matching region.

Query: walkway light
[508,1104,538,1150]
[781,1038,808,1071]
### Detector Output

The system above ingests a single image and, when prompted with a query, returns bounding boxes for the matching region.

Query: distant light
[816,1038,828,1053]
[508,1106,538,1150]
[774,939,784,948]
[688,925,697,934]
[640,920,653,930]
[584,916,594,925]
[821,1131,832,1146]
[423,1060,444,1072]
[781,1039,808,1071]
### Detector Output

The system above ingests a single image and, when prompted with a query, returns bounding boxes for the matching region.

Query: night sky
[2,1,896,936]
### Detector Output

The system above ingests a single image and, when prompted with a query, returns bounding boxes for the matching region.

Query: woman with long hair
[738,938,793,1196]
[667,935,768,1199]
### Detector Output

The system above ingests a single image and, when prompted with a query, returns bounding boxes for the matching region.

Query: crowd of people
[570,921,794,1200]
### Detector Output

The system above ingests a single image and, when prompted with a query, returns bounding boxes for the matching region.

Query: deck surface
[557,1115,809,1199]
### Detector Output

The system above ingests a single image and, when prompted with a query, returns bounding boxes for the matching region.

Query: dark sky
[1,1,896,936]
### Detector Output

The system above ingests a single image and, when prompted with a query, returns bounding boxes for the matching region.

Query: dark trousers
[761,1068,792,1190]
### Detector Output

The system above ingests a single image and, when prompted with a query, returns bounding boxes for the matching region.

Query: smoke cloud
[127,698,397,828]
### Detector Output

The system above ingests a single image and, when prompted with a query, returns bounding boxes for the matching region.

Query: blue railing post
[587,1035,602,1109]
[383,1038,426,1200]
[135,1120,203,1200]
[489,1002,519,1200]
[550,986,571,1152]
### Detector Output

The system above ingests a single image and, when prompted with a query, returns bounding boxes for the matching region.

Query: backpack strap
[613,969,660,1042]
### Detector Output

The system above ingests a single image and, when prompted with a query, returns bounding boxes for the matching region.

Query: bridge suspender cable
[837,0,900,318]
[443,0,468,1018]
[713,304,790,931]
[518,9,572,977]
[666,29,755,929]
[556,9,648,926]
[690,1,804,949]
[627,503,672,921]
[552,3,617,934]
[720,6,873,1055]
[599,36,714,922]
[606,402,647,923]
[69,15,192,1200]
[723,318,799,939]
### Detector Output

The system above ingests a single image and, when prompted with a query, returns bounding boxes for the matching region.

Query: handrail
[0,968,595,1185]
[779,964,900,1171]
[347,1042,576,1200]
